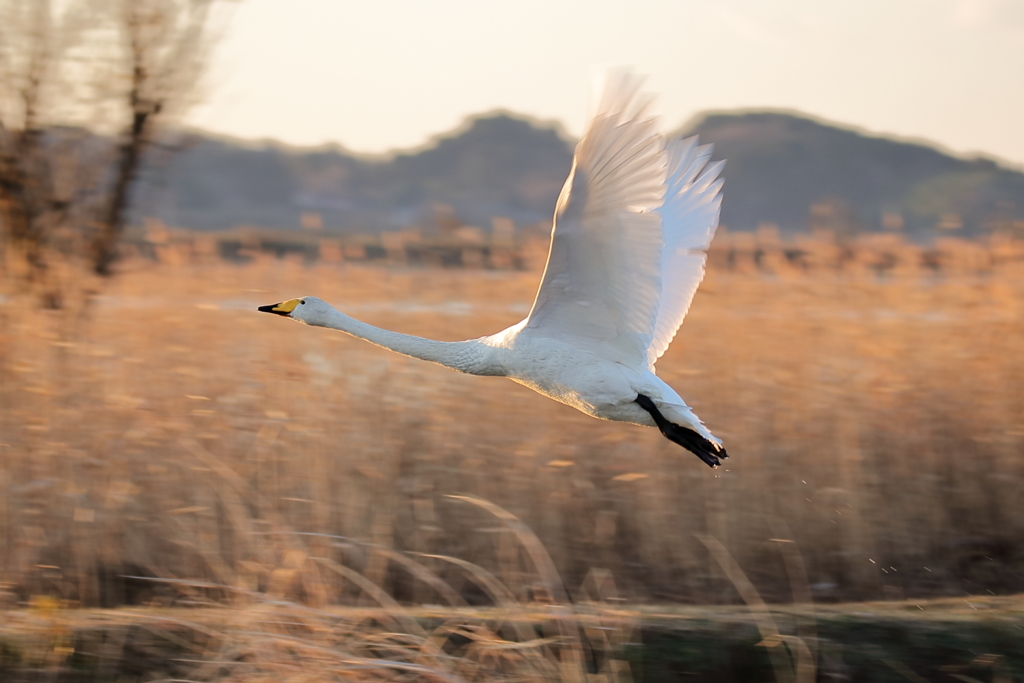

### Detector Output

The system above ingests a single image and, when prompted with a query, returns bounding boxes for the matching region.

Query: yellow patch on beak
[258,298,300,316]
[274,298,300,313]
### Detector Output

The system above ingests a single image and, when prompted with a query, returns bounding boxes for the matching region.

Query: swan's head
[258,296,333,326]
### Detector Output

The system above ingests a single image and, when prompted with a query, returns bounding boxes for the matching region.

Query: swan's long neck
[311,307,502,376]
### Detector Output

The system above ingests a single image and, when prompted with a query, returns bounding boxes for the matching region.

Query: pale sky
[187,0,1024,168]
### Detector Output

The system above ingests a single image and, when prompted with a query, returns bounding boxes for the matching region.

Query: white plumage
[260,70,728,467]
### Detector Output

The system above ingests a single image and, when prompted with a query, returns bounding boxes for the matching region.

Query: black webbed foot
[634,394,727,469]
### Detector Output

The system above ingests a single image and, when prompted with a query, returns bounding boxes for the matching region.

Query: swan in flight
[260,71,728,467]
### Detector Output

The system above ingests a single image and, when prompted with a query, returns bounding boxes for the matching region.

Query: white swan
[260,71,728,467]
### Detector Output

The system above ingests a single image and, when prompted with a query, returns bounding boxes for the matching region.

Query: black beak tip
[258,303,288,316]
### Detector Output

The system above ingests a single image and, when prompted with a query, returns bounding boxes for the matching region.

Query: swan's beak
[258,299,300,317]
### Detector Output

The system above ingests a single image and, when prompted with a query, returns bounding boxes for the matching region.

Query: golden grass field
[2,232,1022,615]
[1,233,1024,680]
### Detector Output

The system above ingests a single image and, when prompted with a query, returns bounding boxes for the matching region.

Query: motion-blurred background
[1,1,1022,681]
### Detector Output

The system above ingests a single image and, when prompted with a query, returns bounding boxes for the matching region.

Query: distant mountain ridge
[132,109,1024,237]
[134,114,573,233]
[681,111,1024,235]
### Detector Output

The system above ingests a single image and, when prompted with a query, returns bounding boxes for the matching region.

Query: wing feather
[524,74,725,372]
[525,72,667,366]
[647,137,724,368]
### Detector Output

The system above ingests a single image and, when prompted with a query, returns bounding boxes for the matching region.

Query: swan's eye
[300,300,306,305]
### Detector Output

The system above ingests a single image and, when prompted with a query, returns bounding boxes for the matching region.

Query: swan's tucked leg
[634,394,726,469]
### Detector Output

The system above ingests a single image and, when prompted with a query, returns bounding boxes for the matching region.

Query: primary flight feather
[260,71,728,468]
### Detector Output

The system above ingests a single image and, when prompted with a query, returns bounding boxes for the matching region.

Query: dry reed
[1,234,1023,616]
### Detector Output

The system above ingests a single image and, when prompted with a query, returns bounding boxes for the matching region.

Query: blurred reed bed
[1,232,1023,615]
[1,496,638,683]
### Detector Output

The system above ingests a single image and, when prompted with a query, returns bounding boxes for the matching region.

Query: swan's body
[260,71,728,467]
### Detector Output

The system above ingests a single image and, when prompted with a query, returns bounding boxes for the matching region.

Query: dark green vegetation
[132,109,1024,236]
[632,599,1024,682]
[2,599,1021,682]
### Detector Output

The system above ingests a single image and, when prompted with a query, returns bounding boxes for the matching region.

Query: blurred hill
[135,114,573,233]
[683,111,1024,236]
[132,110,1024,237]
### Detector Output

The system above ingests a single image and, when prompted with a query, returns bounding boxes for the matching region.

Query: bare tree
[0,0,228,296]
[93,0,219,275]
[0,0,85,301]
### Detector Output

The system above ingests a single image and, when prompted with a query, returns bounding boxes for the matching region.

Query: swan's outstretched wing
[646,137,724,368]
[525,71,667,367]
